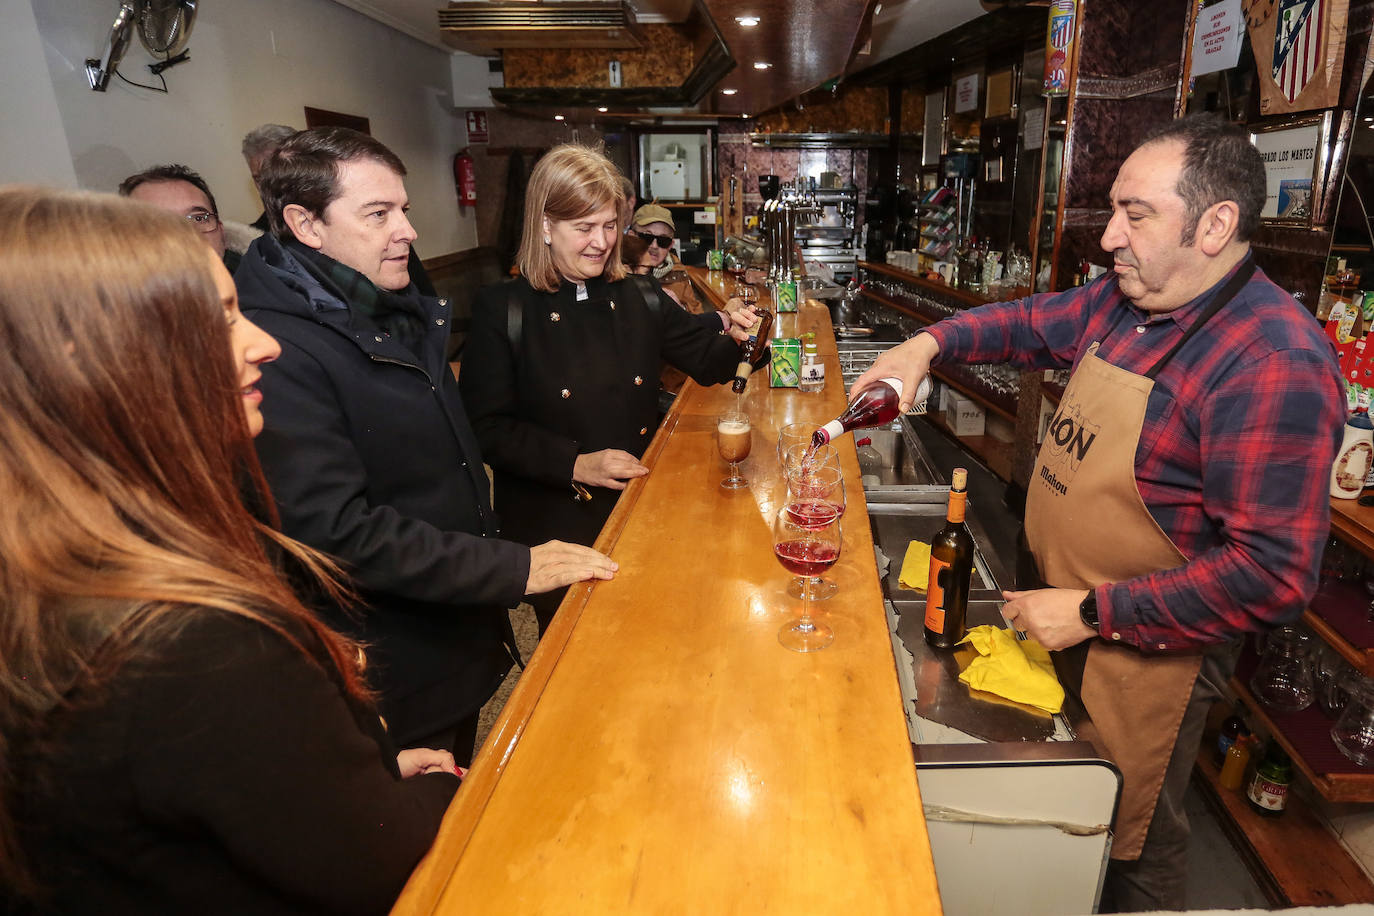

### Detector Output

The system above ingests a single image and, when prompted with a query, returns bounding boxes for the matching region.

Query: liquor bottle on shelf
[730,308,774,393]
[811,375,932,448]
[1218,734,1253,791]
[1215,705,1250,768]
[924,468,973,649]
[1246,743,1292,817]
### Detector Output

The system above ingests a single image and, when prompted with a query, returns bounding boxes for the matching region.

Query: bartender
[854,114,1343,911]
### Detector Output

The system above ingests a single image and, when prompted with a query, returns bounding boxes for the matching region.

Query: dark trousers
[527,587,567,637]
[1100,641,1241,912]
[403,710,482,768]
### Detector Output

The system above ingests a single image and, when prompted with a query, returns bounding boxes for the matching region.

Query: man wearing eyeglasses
[119,164,239,272]
[630,202,677,280]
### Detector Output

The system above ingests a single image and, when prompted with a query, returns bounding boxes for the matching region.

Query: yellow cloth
[957,625,1065,714]
[898,541,931,591]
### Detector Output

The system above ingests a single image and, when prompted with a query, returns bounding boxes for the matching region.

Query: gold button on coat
[551,312,561,322]
[609,300,616,310]
[633,376,643,386]
[639,427,648,435]
[561,388,571,399]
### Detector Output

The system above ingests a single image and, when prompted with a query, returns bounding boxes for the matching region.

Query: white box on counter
[945,393,986,437]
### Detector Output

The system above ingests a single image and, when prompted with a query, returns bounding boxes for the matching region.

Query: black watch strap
[1079,590,1100,630]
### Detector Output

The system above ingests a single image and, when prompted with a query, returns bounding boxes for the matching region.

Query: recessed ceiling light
[554,114,565,121]
[598,106,608,112]
[735,15,760,26]
[753,61,772,70]
[721,88,738,95]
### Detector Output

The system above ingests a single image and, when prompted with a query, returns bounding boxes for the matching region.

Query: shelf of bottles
[916,186,958,266]
[1231,655,1374,802]
[1314,512,1374,677]
[856,272,1020,421]
[1207,530,1374,803]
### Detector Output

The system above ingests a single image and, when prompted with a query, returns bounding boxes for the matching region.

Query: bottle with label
[1246,743,1292,816]
[811,375,933,448]
[1218,734,1253,791]
[1215,707,1250,768]
[1331,409,1374,499]
[730,308,774,393]
[799,335,825,392]
[924,468,973,649]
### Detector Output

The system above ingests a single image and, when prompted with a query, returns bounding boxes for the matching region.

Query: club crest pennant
[1272,0,1322,102]
[1245,0,1348,115]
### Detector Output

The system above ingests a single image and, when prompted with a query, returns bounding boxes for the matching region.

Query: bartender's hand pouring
[1001,587,1096,651]
[849,331,940,411]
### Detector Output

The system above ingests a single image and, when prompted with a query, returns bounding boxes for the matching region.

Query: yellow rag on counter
[957,625,1065,714]
[898,541,931,591]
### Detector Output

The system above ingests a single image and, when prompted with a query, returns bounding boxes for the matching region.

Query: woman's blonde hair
[517,144,628,292]
[0,187,363,896]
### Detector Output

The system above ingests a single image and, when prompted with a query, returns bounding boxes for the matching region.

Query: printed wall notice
[954,73,979,113]
[1251,121,1321,221]
[1191,0,1242,77]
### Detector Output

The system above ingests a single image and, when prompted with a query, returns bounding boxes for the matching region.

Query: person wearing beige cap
[630,202,677,279]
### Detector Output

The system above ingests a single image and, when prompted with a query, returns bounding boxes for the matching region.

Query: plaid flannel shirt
[924,262,1344,651]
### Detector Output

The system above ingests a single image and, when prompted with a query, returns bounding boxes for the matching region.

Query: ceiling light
[874,3,882,14]
[554,114,565,121]
[753,61,772,70]
[598,106,608,112]
[721,88,738,95]
[735,15,760,26]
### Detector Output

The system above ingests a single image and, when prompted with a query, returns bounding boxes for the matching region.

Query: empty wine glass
[773,505,842,652]
[777,422,815,467]
[1250,626,1316,713]
[1332,675,1374,766]
[782,443,840,479]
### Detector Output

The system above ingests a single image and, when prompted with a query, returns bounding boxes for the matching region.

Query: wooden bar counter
[392,274,940,914]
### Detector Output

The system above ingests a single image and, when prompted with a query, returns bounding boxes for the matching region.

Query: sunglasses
[636,231,673,249]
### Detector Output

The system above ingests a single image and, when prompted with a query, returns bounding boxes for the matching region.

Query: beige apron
[1023,260,1254,860]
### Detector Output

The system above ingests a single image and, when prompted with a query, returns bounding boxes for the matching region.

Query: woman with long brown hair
[0,188,456,914]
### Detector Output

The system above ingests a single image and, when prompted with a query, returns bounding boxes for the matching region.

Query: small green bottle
[1246,743,1293,817]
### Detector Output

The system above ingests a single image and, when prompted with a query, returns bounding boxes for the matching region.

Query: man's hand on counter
[849,331,939,411]
[526,540,619,595]
[574,448,649,490]
[1000,587,1096,650]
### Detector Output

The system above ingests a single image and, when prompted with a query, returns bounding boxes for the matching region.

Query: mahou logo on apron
[1039,400,1100,496]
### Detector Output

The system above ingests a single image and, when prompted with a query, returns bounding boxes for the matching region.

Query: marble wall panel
[503,25,692,88]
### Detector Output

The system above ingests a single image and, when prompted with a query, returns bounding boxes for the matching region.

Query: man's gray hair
[241,124,297,162]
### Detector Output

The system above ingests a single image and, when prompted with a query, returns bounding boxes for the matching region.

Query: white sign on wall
[1191,0,1243,78]
[954,73,979,113]
[1251,120,1322,222]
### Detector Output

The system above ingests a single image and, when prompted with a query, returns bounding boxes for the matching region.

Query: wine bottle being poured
[810,375,932,450]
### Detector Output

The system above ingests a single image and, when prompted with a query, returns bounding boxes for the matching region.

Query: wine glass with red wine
[783,464,845,601]
[773,504,842,652]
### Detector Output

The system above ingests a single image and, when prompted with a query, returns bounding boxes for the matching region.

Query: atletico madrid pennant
[1273,0,1322,102]
[1245,0,1348,115]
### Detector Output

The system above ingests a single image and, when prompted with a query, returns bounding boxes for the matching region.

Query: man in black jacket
[235,127,617,763]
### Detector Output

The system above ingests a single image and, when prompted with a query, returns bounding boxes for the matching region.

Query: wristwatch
[1079,590,1100,630]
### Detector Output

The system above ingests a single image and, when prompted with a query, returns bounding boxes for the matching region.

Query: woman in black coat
[460,144,755,633]
[0,189,457,914]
